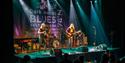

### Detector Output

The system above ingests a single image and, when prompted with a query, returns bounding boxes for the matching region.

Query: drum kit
[53,40,60,48]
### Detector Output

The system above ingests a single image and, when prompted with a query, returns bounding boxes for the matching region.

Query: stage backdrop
[13,0,69,38]
[13,0,109,46]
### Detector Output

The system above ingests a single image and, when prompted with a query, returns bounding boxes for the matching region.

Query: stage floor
[15,46,119,59]
[14,46,120,63]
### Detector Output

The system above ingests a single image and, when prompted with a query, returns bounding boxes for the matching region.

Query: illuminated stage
[15,46,119,63]
[13,0,124,63]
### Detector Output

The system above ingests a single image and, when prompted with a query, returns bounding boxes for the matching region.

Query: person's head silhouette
[23,55,31,63]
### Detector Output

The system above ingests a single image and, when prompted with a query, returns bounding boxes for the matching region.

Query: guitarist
[38,23,47,49]
[66,23,75,48]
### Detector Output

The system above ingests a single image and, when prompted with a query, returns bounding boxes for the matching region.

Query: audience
[22,55,33,63]
[120,57,125,63]
[101,50,117,63]
[74,56,84,63]
[15,50,122,63]
[118,57,125,63]
[60,53,72,63]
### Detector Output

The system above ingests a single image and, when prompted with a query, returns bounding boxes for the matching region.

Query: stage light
[19,0,43,37]
[90,2,109,46]
[19,0,34,23]
[31,0,40,9]
[47,0,53,13]
[76,0,92,39]
[53,0,68,18]
[76,1,89,25]
[68,52,71,55]
[90,1,92,3]
[69,0,79,30]
[19,0,33,16]
[94,0,103,25]
[14,26,21,36]
[54,0,62,10]
[94,0,97,3]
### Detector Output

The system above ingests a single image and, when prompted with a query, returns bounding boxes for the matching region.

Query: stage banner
[13,0,68,38]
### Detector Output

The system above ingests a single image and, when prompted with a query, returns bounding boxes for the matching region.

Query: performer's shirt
[67,28,75,34]
[40,28,44,32]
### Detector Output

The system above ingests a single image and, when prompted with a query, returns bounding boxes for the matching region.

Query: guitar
[67,33,73,38]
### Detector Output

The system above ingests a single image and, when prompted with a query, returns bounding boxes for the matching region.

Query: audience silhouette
[101,50,117,63]
[22,55,33,63]
[60,53,72,63]
[74,56,84,63]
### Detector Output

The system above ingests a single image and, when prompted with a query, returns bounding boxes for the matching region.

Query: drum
[53,40,60,48]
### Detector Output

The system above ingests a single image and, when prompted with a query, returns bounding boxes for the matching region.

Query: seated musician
[53,36,60,48]
[66,23,75,47]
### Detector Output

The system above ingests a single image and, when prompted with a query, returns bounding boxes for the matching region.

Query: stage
[12,0,124,63]
[15,46,119,63]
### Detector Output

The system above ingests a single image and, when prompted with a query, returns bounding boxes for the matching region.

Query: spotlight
[94,0,97,3]
[90,1,92,3]
[69,0,78,30]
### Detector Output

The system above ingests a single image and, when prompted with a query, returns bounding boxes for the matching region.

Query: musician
[52,36,60,48]
[38,23,46,34]
[38,23,47,48]
[77,30,83,46]
[66,23,75,47]
[92,26,96,46]
[49,34,55,48]
[60,28,66,48]
[44,23,51,48]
